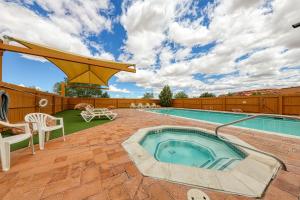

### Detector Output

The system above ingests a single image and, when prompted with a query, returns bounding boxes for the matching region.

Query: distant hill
[223,86,300,96]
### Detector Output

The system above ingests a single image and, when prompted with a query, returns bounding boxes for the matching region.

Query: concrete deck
[0,109,299,200]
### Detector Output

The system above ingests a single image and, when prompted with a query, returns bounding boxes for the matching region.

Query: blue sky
[1,0,300,97]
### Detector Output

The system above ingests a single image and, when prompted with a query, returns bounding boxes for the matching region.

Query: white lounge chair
[0,121,34,171]
[137,103,144,109]
[86,105,108,112]
[151,103,157,108]
[145,103,151,108]
[25,113,65,150]
[232,108,243,113]
[130,103,137,109]
[81,109,117,122]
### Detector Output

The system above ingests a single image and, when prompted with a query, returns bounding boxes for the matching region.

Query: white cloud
[18,83,42,91]
[120,0,193,68]
[96,51,115,61]
[21,54,48,62]
[109,84,130,93]
[89,41,115,60]
[159,46,174,66]
[168,22,213,47]
[0,0,113,59]
[117,69,158,89]
[175,47,192,61]
[118,0,300,96]
[18,84,25,87]
[33,0,112,34]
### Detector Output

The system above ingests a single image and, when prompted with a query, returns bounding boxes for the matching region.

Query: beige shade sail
[3,36,135,86]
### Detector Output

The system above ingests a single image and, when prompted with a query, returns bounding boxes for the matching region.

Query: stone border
[122,125,281,198]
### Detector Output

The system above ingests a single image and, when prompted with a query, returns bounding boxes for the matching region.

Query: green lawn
[2,110,110,151]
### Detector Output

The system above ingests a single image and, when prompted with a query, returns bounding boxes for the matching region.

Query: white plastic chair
[25,113,65,150]
[0,121,34,171]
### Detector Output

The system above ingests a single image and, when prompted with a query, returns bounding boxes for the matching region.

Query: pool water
[155,140,215,167]
[140,128,246,170]
[150,109,300,137]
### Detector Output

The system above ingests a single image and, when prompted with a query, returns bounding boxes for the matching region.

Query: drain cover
[187,189,210,200]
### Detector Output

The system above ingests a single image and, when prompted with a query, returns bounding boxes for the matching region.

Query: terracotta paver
[0,109,299,200]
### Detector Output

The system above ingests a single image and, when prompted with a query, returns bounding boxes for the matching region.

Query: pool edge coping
[143,108,300,140]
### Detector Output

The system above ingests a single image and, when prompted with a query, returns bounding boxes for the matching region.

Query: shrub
[142,92,154,99]
[174,91,188,99]
[200,92,216,98]
[159,85,173,107]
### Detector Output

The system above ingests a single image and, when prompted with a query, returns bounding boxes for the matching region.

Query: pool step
[206,158,241,170]
[207,158,229,169]
[200,159,212,167]
[219,158,241,170]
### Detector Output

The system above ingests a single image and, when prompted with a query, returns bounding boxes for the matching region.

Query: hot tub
[122,125,281,198]
[140,128,246,171]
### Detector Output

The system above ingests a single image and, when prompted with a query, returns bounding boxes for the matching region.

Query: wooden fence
[172,95,300,115]
[1,82,299,123]
[0,82,68,123]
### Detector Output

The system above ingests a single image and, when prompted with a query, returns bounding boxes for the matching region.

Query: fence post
[199,98,202,109]
[35,91,39,112]
[61,97,64,111]
[0,40,3,81]
[223,97,226,111]
[278,95,283,115]
[61,82,65,96]
[259,97,263,113]
[52,95,55,114]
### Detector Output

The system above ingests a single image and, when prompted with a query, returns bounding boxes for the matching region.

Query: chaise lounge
[81,108,117,122]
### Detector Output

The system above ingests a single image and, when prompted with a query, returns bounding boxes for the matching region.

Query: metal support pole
[0,39,3,82]
[61,82,65,96]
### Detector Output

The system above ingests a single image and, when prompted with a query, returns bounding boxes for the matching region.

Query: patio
[0,109,299,200]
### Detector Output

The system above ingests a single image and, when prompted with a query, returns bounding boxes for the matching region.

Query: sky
[1,0,300,98]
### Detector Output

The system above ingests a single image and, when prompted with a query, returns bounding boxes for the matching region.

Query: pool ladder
[214,114,288,171]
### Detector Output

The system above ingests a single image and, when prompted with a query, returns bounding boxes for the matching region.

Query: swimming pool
[140,128,246,171]
[150,108,300,137]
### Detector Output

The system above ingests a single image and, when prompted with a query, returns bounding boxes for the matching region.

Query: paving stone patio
[0,109,299,200]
